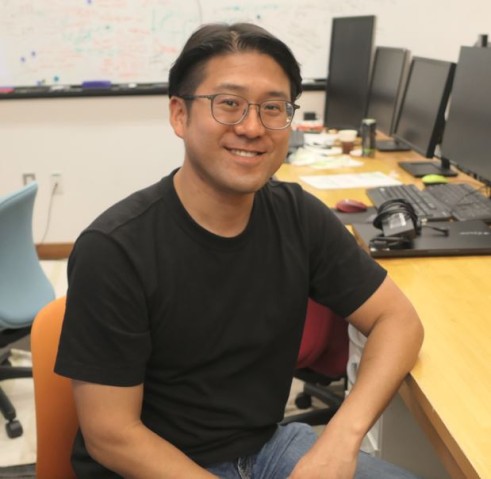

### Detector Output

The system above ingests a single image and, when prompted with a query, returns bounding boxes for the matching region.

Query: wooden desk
[276,152,491,479]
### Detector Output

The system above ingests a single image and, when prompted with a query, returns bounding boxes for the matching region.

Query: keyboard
[366,184,452,221]
[367,183,491,222]
[425,183,491,222]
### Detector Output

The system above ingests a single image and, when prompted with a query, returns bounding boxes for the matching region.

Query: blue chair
[0,182,55,438]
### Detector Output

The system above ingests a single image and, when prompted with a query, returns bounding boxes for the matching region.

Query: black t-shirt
[55,171,386,477]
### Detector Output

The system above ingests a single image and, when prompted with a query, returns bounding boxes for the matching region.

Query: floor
[0,260,328,477]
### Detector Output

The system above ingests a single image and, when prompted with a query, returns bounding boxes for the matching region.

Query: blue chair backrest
[0,182,55,329]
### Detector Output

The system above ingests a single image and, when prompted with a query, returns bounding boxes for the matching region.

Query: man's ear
[169,96,188,139]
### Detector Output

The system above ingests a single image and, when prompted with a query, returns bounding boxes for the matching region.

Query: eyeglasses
[178,93,299,130]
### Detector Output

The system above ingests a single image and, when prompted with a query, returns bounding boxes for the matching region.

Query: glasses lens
[210,94,295,130]
[211,94,248,125]
[260,100,294,129]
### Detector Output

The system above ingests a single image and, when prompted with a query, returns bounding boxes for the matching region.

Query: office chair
[283,299,349,426]
[31,296,78,479]
[0,181,56,438]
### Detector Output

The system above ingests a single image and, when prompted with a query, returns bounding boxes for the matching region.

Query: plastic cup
[338,129,358,154]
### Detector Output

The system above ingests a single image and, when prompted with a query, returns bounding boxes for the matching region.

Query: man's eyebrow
[213,83,289,99]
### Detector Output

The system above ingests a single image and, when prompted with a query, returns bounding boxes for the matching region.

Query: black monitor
[323,15,375,130]
[474,34,488,47]
[393,57,456,177]
[366,46,410,136]
[440,46,491,186]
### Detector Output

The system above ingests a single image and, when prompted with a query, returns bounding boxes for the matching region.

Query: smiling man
[55,23,423,478]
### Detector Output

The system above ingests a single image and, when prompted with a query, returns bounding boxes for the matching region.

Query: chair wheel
[295,392,312,409]
[6,420,23,439]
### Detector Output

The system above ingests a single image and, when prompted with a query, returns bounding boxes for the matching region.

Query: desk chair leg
[282,378,346,427]
[0,387,23,438]
[0,351,30,439]
[302,382,345,408]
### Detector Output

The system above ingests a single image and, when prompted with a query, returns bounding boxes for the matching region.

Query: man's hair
[168,23,303,101]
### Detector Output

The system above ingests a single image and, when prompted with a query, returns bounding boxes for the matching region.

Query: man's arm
[290,275,424,478]
[73,381,218,479]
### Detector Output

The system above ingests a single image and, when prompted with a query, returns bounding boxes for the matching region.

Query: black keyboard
[367,183,491,222]
[425,183,491,222]
[367,184,452,221]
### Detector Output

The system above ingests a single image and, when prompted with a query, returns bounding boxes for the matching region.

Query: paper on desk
[300,172,402,190]
[309,157,363,169]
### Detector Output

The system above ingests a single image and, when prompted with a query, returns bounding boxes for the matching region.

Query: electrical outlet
[22,173,36,185]
[50,172,63,194]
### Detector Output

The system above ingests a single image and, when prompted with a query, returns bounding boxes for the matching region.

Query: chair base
[0,347,31,439]
[0,386,24,438]
[6,418,23,439]
[282,372,346,427]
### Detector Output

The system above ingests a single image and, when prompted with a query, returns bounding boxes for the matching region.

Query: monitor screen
[365,47,410,136]
[392,57,455,158]
[440,46,491,185]
[323,15,375,130]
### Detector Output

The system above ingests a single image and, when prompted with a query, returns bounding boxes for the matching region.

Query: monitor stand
[376,139,411,152]
[398,160,458,177]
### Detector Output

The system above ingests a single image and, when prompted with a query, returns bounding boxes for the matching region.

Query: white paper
[299,172,402,190]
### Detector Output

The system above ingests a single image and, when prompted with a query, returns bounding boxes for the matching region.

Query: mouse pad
[331,206,377,225]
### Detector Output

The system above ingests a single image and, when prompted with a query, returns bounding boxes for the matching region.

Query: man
[55,23,424,478]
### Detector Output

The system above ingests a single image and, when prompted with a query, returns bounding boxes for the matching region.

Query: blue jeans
[206,423,421,479]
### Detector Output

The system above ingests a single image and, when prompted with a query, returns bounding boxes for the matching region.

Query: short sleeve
[54,231,151,386]
[303,192,387,317]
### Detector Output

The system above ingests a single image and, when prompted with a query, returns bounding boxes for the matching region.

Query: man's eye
[263,102,284,113]
[218,97,241,108]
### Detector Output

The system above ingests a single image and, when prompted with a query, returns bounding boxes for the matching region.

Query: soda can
[360,118,376,158]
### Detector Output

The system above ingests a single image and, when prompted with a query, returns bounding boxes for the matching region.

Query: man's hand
[288,428,358,479]
[289,453,357,478]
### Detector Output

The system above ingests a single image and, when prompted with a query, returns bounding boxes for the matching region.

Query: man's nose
[235,104,266,136]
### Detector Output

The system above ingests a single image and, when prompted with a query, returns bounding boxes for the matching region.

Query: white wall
[0,91,325,243]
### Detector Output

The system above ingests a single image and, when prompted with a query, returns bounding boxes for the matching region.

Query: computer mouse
[335,199,368,213]
[421,174,448,185]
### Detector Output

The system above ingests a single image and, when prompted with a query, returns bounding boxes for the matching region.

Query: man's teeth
[230,149,259,157]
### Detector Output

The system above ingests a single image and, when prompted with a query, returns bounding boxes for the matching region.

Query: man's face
[170,51,293,198]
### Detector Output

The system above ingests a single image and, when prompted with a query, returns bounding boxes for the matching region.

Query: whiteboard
[0,0,489,89]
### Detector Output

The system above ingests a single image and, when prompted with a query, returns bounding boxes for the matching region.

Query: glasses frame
[178,93,300,130]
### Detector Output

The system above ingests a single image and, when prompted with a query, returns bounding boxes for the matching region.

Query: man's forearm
[318,277,424,450]
[85,422,218,479]
[344,314,422,432]
[306,303,423,478]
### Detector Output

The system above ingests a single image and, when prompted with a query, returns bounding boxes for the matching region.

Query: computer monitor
[366,47,410,136]
[474,34,488,47]
[323,15,375,131]
[393,57,456,177]
[440,46,491,186]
